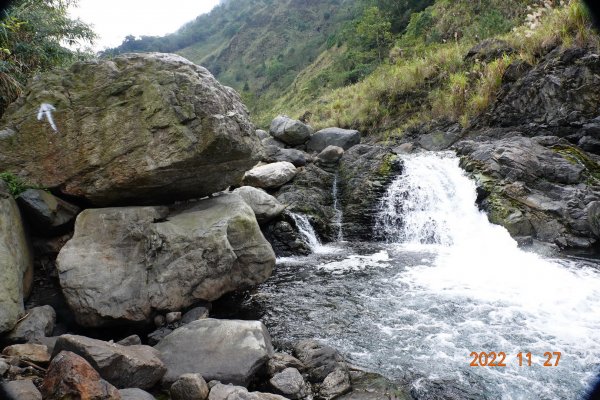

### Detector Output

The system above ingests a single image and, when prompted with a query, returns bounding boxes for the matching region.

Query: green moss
[551,144,600,182]
[378,154,398,177]
[0,172,35,196]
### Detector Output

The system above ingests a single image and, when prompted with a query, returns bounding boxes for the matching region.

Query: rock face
[0,182,33,333]
[16,189,80,235]
[56,193,275,327]
[53,334,166,390]
[308,128,361,153]
[0,53,260,206]
[270,115,313,146]
[233,186,286,224]
[243,162,298,189]
[455,136,600,249]
[6,305,56,342]
[155,319,274,386]
[41,351,121,400]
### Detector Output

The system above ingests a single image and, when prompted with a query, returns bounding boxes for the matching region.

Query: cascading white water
[290,212,324,253]
[332,172,344,242]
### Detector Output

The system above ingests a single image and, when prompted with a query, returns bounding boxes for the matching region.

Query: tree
[0,0,95,116]
[355,6,393,63]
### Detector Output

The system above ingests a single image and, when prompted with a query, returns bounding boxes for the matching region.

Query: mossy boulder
[0,53,261,206]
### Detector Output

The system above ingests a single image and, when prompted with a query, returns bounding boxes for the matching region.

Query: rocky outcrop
[233,186,286,224]
[455,136,600,249]
[56,193,275,327]
[270,115,313,146]
[0,53,261,206]
[307,128,361,153]
[339,145,402,240]
[0,181,33,333]
[243,162,298,189]
[52,334,166,390]
[41,351,121,400]
[16,189,80,235]
[155,319,274,386]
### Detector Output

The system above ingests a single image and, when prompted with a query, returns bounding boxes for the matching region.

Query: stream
[242,152,600,399]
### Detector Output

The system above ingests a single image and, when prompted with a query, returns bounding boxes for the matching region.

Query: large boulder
[0,181,33,333]
[52,334,166,390]
[307,128,361,153]
[56,193,275,327]
[269,115,313,146]
[41,351,121,400]
[455,136,600,248]
[243,162,297,189]
[155,319,274,386]
[16,189,80,235]
[262,146,308,167]
[233,186,286,224]
[0,53,261,206]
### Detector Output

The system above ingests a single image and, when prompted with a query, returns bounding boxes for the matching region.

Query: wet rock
[0,380,42,400]
[0,182,33,334]
[261,219,311,257]
[16,189,80,235]
[319,368,352,400]
[269,367,309,399]
[270,115,313,146]
[208,382,287,400]
[56,194,275,327]
[40,351,120,400]
[155,319,274,386]
[233,186,286,224]
[2,343,51,364]
[6,305,56,342]
[338,368,410,400]
[243,162,298,189]
[393,143,414,154]
[267,353,306,376]
[307,128,361,153]
[170,373,209,400]
[53,334,166,390]
[116,335,142,346]
[0,53,260,206]
[263,146,308,167]
[180,306,210,324]
[119,388,156,400]
[293,340,346,383]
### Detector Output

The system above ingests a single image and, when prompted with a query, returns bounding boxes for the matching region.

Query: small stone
[166,312,182,324]
[267,353,305,376]
[269,368,308,399]
[0,380,42,400]
[2,343,51,364]
[319,368,352,399]
[181,307,210,325]
[170,373,209,400]
[117,335,142,346]
[147,327,173,346]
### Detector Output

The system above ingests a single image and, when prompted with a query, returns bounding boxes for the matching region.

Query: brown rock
[2,343,50,364]
[41,351,121,399]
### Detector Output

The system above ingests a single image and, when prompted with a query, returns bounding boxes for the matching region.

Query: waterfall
[290,213,323,253]
[332,172,344,242]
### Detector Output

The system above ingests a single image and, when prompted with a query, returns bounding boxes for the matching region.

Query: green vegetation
[0,172,39,196]
[0,0,95,117]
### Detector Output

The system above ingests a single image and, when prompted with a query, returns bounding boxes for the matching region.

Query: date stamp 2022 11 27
[469,352,562,367]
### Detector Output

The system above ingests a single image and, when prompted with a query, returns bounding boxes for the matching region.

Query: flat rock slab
[53,334,165,390]
[243,162,297,189]
[56,194,275,327]
[0,53,260,206]
[155,318,274,386]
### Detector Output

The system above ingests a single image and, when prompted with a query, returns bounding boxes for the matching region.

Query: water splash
[332,172,344,242]
[290,212,324,253]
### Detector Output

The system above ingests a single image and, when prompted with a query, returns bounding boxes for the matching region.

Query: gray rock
[0,53,261,206]
[56,194,275,327]
[52,334,166,390]
[294,340,345,383]
[315,146,344,171]
[418,123,463,151]
[261,219,311,257]
[0,380,42,400]
[116,335,142,346]
[119,388,156,400]
[262,137,287,149]
[31,336,59,355]
[2,343,51,364]
[155,319,274,386]
[267,353,306,376]
[393,143,414,154]
[270,115,313,146]
[319,368,352,400]
[180,306,210,324]
[147,327,173,346]
[307,128,360,153]
[16,189,80,235]
[243,162,298,189]
[256,129,270,140]
[0,186,33,333]
[208,383,288,400]
[154,315,166,328]
[170,373,209,400]
[269,368,309,399]
[6,305,56,342]
[263,146,308,167]
[233,186,286,224]
[165,312,181,324]
[0,359,9,376]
